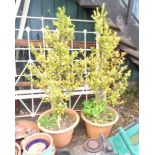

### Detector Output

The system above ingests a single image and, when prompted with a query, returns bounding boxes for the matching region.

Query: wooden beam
[108,21,120,31]
[129,56,139,66]
[76,0,98,8]
[119,44,139,59]
[108,18,120,31]
[120,36,137,50]
[15,82,31,87]
[15,39,96,49]
[16,36,136,51]
[16,38,139,59]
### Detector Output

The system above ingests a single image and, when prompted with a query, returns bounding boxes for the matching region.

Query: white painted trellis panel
[15,16,96,118]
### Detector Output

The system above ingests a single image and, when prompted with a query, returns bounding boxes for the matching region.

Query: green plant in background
[83,99,115,123]
[27,7,86,128]
[82,4,131,123]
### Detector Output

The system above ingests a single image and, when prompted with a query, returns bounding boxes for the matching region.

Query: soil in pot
[38,108,80,148]
[38,111,76,131]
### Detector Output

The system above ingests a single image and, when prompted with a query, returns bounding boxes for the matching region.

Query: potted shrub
[27,7,86,147]
[81,4,131,139]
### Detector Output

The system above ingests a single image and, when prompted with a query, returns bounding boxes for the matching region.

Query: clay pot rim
[15,143,21,155]
[15,120,40,140]
[37,108,80,134]
[81,106,119,127]
[22,132,54,155]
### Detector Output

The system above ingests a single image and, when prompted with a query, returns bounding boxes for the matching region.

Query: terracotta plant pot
[22,133,55,155]
[15,143,21,155]
[15,120,40,145]
[37,108,80,148]
[81,106,119,139]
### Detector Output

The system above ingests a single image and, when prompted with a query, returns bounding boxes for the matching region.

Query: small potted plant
[27,7,86,147]
[81,4,131,139]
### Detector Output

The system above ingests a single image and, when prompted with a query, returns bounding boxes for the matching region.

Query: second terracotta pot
[81,106,119,139]
[37,108,80,148]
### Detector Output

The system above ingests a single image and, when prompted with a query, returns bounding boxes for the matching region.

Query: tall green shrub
[87,4,131,106]
[83,4,131,122]
[27,7,86,127]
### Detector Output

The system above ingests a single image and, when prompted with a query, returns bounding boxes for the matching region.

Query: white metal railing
[16,15,95,22]
[15,16,96,118]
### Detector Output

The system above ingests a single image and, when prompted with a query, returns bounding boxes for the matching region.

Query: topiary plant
[27,7,86,129]
[82,4,131,123]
